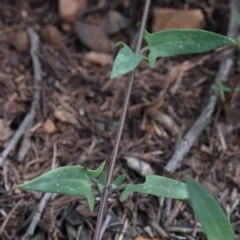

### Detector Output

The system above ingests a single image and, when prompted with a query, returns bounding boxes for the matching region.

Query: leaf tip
[116,42,125,48]
[110,69,122,79]
[119,192,127,202]
[17,184,24,189]
[89,203,94,212]
[101,161,106,169]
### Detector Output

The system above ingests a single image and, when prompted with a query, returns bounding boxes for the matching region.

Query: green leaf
[97,170,106,192]
[120,175,188,201]
[233,12,240,25]
[97,183,104,192]
[142,29,235,68]
[187,178,235,240]
[84,161,106,180]
[111,175,125,189]
[110,42,144,78]
[98,170,106,186]
[18,162,105,211]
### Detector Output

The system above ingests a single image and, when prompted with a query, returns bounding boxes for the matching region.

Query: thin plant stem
[93,0,151,239]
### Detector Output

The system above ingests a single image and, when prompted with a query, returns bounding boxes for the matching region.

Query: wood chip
[59,0,87,24]
[54,110,78,125]
[83,51,113,67]
[43,119,56,133]
[152,8,204,32]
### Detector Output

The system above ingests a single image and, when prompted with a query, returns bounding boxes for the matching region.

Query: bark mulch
[0,1,239,239]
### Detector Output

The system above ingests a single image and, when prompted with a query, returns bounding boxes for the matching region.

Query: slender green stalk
[93,1,151,239]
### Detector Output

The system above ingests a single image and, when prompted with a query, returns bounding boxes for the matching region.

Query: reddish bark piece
[83,51,113,67]
[43,119,56,134]
[59,0,87,24]
[74,21,112,53]
[54,110,78,125]
[152,8,204,32]
[142,123,155,133]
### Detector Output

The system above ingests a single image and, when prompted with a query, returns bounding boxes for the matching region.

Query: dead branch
[0,27,42,165]
[165,0,240,173]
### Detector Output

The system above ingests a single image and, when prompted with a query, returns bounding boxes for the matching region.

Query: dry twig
[21,193,52,240]
[0,27,42,165]
[0,199,23,236]
[165,0,240,172]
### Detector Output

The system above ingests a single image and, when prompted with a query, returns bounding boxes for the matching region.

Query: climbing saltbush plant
[111,29,234,78]
[19,27,236,240]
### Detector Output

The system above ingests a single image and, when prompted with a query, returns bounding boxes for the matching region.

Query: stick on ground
[165,0,240,173]
[21,193,52,240]
[0,27,42,165]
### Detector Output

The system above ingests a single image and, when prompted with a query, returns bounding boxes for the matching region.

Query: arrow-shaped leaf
[142,29,235,68]
[120,175,188,201]
[111,42,144,78]
[187,178,235,240]
[18,162,105,211]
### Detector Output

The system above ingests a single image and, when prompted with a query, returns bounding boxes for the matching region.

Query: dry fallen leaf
[83,51,113,67]
[40,25,62,48]
[59,0,87,24]
[152,8,204,32]
[74,21,112,53]
[43,119,56,134]
[54,110,78,125]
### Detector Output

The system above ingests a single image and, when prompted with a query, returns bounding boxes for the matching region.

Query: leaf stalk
[93,0,151,239]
